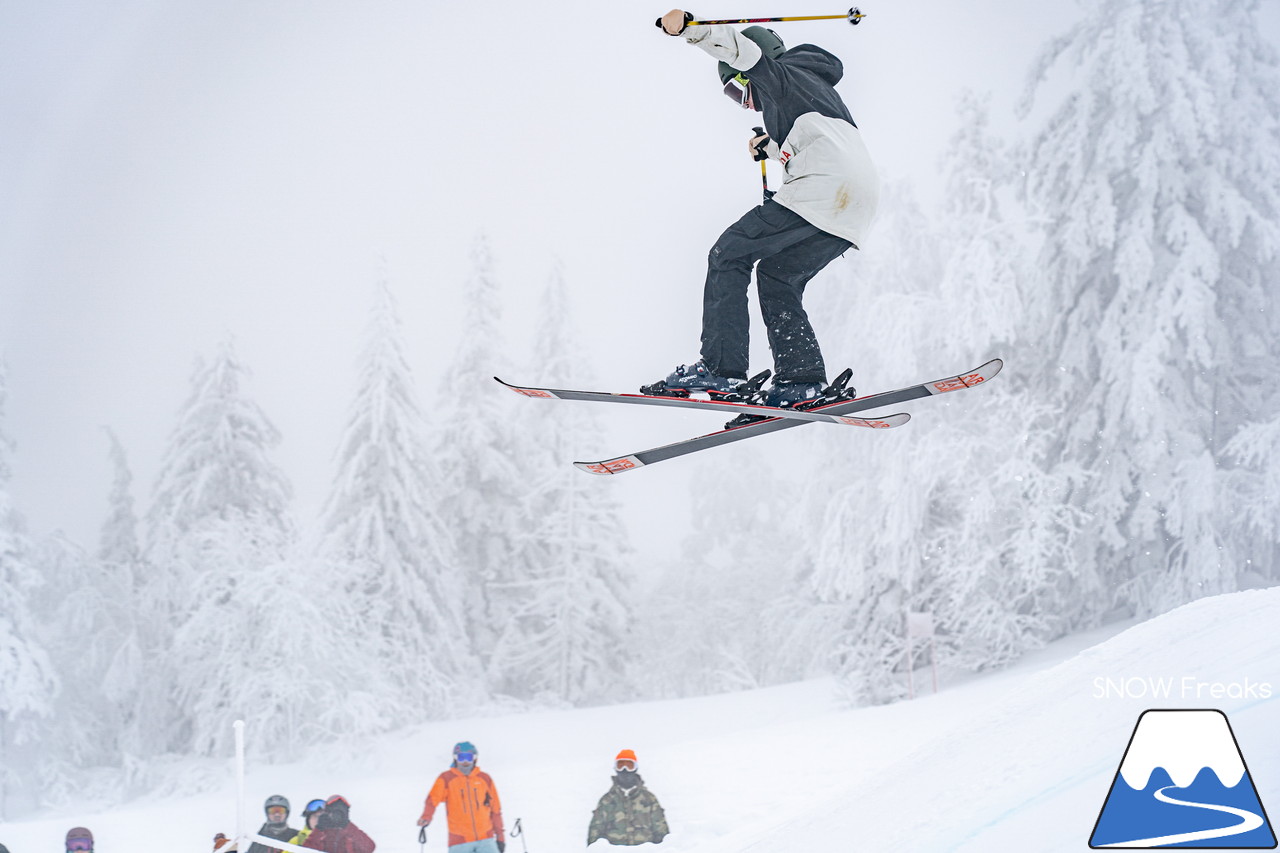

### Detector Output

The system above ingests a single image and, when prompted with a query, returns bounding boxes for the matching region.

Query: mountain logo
[1090,709,1276,848]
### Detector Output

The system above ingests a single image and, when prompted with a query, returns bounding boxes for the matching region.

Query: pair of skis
[496,358,1003,475]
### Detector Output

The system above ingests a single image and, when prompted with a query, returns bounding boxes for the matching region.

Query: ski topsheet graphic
[1090,709,1276,849]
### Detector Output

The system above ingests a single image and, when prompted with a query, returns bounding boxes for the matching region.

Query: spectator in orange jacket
[302,795,375,853]
[417,741,506,853]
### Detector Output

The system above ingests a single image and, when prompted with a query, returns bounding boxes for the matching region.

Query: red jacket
[301,822,375,853]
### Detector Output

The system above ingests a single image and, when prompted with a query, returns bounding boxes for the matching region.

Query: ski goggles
[66,842,93,852]
[455,751,477,763]
[723,73,751,108]
[305,799,327,812]
[615,758,637,772]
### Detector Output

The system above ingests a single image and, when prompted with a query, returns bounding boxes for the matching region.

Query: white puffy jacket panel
[684,24,879,247]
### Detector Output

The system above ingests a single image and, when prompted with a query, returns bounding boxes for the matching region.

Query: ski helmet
[717,26,785,85]
[1,844,10,853]
[264,794,290,816]
[65,828,94,851]
[303,798,327,817]
[453,741,478,763]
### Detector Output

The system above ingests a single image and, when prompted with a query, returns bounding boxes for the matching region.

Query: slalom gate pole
[234,720,246,843]
[689,7,865,26]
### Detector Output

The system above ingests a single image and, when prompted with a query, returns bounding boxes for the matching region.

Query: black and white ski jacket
[683,24,879,248]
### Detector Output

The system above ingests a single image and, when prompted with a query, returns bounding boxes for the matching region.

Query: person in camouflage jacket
[587,750,670,846]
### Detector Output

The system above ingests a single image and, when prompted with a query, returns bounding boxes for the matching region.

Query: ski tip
[867,412,911,428]
[929,358,1005,395]
[496,378,560,400]
[574,456,645,476]
[833,411,911,428]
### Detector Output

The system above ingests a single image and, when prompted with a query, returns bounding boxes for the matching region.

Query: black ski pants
[700,199,852,385]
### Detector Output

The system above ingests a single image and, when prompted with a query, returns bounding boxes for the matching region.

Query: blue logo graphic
[1091,709,1276,848]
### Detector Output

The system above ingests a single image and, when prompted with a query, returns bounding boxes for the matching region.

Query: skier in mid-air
[500,11,998,470]
[647,9,879,411]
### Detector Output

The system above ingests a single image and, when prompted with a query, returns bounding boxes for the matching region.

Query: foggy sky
[3,0,1279,551]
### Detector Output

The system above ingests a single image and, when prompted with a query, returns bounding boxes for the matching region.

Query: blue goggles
[455,751,477,763]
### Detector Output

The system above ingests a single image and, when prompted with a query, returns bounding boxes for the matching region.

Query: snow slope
[3,589,1279,853]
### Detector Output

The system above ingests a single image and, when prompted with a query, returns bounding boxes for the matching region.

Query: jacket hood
[781,44,844,86]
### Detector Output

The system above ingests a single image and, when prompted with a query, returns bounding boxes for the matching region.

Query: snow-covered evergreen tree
[0,362,57,817]
[635,459,805,698]
[167,526,400,757]
[895,94,1099,678]
[433,235,527,674]
[1018,0,1280,615]
[779,106,1092,702]
[92,427,148,773]
[140,339,296,755]
[99,427,141,567]
[25,532,137,806]
[487,263,632,704]
[148,339,293,553]
[319,276,471,719]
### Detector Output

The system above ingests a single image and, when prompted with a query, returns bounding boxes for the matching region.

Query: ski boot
[724,368,857,429]
[640,360,750,398]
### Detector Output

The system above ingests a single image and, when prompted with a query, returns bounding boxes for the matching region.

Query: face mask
[615,769,639,787]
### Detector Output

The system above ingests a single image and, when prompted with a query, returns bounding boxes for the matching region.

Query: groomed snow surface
[4,589,1280,852]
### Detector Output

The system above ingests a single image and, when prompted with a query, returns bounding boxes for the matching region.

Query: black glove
[750,130,770,162]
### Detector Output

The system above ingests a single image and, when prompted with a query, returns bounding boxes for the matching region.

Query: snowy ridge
[1117,710,1246,790]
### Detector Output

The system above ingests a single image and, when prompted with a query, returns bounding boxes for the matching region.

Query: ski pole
[752,126,771,203]
[418,826,427,853]
[690,7,865,26]
[511,817,529,853]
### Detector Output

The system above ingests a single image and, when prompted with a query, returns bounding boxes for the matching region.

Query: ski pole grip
[751,126,769,162]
